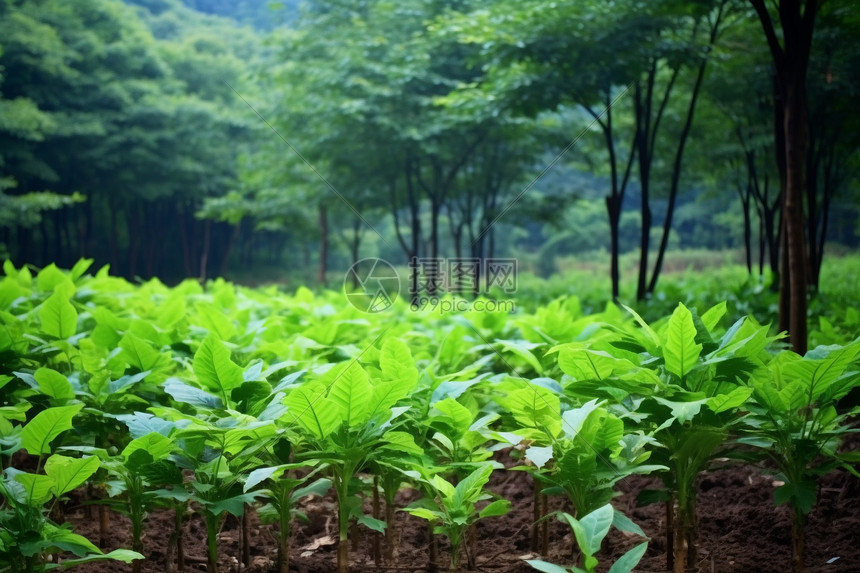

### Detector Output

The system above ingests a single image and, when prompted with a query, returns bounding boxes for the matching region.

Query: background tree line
[1,0,859,344]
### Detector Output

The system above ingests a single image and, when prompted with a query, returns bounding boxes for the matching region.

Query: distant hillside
[181,0,299,27]
[125,0,298,28]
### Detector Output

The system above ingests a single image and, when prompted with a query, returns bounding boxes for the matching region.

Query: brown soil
[60,454,860,573]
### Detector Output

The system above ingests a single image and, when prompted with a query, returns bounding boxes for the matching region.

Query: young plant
[171,417,275,573]
[558,302,775,573]
[742,339,860,573]
[100,432,177,573]
[282,338,421,573]
[0,405,143,572]
[243,446,331,573]
[404,462,511,572]
[525,503,648,573]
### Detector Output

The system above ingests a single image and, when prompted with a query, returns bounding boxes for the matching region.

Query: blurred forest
[1,0,858,293]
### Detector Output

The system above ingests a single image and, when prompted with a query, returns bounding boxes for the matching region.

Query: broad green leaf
[478,499,511,518]
[369,377,413,418]
[560,399,602,439]
[45,454,100,496]
[244,465,286,492]
[508,386,561,437]
[622,304,662,354]
[122,432,173,463]
[404,507,442,521]
[700,301,727,333]
[653,396,708,425]
[116,412,176,439]
[37,264,70,293]
[380,430,424,455]
[283,381,339,439]
[498,339,545,374]
[291,477,332,501]
[15,472,54,504]
[431,397,474,438]
[34,368,75,402]
[607,541,648,573]
[664,304,702,379]
[39,290,77,339]
[431,475,457,499]
[119,332,161,372]
[558,348,616,381]
[193,335,244,399]
[805,341,860,399]
[525,560,569,573]
[194,302,236,340]
[566,503,613,557]
[109,371,150,394]
[52,549,144,568]
[68,258,94,282]
[164,378,223,409]
[358,514,387,533]
[379,338,419,386]
[45,527,101,557]
[327,361,372,427]
[209,492,260,517]
[20,405,83,455]
[707,386,753,413]
[156,295,187,329]
[454,464,493,506]
[611,510,645,537]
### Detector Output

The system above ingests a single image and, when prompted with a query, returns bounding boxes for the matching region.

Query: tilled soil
[62,454,859,573]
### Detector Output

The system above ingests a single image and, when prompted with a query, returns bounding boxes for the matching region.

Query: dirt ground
[61,450,860,573]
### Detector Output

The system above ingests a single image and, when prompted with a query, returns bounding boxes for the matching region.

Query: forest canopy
[1,0,858,317]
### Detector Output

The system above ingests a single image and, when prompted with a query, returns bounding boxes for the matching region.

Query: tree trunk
[218,220,242,278]
[199,218,212,284]
[782,79,809,354]
[749,0,820,354]
[649,3,724,294]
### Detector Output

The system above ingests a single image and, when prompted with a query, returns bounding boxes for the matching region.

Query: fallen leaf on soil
[300,534,337,557]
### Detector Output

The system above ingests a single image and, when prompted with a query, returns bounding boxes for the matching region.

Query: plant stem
[372,475,381,566]
[384,486,397,565]
[99,503,111,548]
[665,499,674,572]
[428,522,438,573]
[204,512,220,573]
[129,476,144,573]
[277,486,291,573]
[540,493,548,556]
[792,508,806,573]
[176,502,186,571]
[531,480,540,553]
[336,468,353,573]
[241,504,251,568]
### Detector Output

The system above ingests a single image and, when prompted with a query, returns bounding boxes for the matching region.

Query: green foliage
[743,339,860,518]
[526,504,647,573]
[404,463,510,571]
[0,405,143,572]
[2,261,859,573]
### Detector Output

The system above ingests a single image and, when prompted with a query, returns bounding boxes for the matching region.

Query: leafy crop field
[1,260,859,573]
